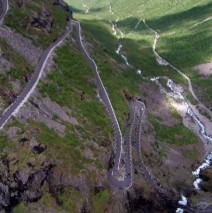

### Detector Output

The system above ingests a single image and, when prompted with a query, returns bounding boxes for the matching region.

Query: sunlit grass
[65,0,212,105]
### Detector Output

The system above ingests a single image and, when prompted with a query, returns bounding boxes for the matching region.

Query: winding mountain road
[71,19,136,189]
[1,1,212,212]
[0,18,73,129]
[70,20,212,212]
[0,0,133,190]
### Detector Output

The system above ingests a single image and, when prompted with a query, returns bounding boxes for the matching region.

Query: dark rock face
[29,10,54,33]
[29,138,47,154]
[0,155,54,211]
[200,168,212,192]
[32,143,47,154]
[52,0,71,12]
[127,191,174,213]
[12,0,24,8]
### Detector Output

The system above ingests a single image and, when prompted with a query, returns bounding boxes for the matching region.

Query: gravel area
[15,89,79,136]
[195,62,212,76]
[0,26,43,66]
[16,100,67,135]
[11,80,21,94]
[6,126,20,142]
[0,47,12,73]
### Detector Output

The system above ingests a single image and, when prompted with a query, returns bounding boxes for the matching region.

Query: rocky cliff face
[0,154,53,211]
[0,0,211,212]
[200,168,212,192]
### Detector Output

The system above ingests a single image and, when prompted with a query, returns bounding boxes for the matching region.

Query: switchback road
[0,2,212,212]
[69,20,212,212]
[71,20,133,189]
[0,21,73,129]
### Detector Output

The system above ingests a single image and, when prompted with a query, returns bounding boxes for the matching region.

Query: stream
[109,21,131,67]
[151,76,212,212]
[107,3,212,212]
[109,1,133,68]
[143,19,212,204]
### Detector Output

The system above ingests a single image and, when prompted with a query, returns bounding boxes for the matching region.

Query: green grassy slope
[65,0,212,107]
[0,1,209,211]
[5,0,69,48]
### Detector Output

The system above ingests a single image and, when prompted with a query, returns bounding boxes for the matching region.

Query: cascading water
[165,79,212,189]
[108,5,131,68]
[176,196,188,213]
[107,4,212,211]
[143,19,212,201]
[166,79,212,190]
[167,79,212,143]
[192,152,212,189]
[150,76,212,212]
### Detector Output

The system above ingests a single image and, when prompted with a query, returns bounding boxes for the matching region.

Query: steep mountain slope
[67,0,212,109]
[0,0,211,213]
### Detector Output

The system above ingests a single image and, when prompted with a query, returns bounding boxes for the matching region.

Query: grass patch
[148,113,198,145]
[0,134,8,152]
[65,0,212,106]
[58,188,83,212]
[35,123,94,173]
[92,189,110,213]
[6,0,70,48]
[183,149,198,161]
[39,44,113,138]
[12,203,29,213]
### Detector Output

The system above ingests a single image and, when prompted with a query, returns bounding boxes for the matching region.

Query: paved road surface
[0,2,212,211]
[134,102,212,213]
[71,20,133,189]
[0,0,8,25]
[0,21,73,129]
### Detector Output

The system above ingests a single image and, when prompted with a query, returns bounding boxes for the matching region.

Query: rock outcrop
[0,154,54,211]
[200,168,212,192]
[29,9,54,33]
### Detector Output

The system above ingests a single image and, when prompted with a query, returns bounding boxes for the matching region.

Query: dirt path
[143,19,212,120]
[189,16,212,29]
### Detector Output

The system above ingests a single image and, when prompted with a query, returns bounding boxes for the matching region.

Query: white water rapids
[149,77,212,212]
[192,152,212,189]
[167,79,212,191]
[110,21,117,35]
[107,3,212,210]
[108,1,133,67]
[115,43,131,67]
[82,3,89,14]
[176,195,188,213]
[143,18,212,196]
[109,20,130,67]
[167,79,212,143]
[110,24,131,67]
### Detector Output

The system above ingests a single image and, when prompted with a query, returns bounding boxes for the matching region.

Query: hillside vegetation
[65,0,212,107]
[0,0,211,212]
